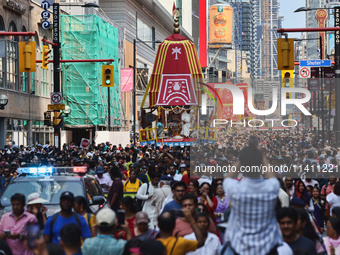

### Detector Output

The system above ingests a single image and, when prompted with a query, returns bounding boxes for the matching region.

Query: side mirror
[92,196,105,205]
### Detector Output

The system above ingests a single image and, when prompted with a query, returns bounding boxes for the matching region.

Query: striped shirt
[223,178,282,255]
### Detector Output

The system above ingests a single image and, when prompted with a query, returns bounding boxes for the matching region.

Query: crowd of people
[0,128,340,254]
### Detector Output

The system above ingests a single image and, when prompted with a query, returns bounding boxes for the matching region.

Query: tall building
[306,0,326,60]
[253,0,281,81]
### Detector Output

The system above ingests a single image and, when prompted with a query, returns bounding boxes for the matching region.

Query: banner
[121,68,133,92]
[209,4,233,44]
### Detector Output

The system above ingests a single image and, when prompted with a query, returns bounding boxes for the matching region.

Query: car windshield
[0,180,84,206]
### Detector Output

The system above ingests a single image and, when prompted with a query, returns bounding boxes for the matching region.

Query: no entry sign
[51,92,63,104]
[299,67,310,78]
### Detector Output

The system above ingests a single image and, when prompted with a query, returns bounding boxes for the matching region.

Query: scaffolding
[60,14,125,128]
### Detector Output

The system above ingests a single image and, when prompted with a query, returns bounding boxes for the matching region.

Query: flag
[172,2,177,18]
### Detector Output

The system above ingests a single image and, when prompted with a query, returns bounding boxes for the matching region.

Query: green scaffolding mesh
[60,14,122,127]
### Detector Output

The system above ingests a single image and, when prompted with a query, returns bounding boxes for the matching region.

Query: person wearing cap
[151,175,172,229]
[0,193,38,255]
[43,191,92,244]
[136,172,161,229]
[135,211,155,241]
[82,208,130,255]
[95,166,111,194]
[27,192,48,230]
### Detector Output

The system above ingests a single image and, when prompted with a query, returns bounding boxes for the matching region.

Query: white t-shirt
[327,192,340,216]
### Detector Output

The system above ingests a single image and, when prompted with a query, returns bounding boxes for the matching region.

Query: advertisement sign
[209,4,233,44]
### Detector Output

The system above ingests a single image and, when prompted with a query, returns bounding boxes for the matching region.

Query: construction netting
[60,14,123,127]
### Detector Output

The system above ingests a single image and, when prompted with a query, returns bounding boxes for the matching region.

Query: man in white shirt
[168,164,182,181]
[184,213,221,255]
[181,109,192,138]
[303,178,319,188]
[151,176,171,229]
[136,172,161,229]
[95,166,112,193]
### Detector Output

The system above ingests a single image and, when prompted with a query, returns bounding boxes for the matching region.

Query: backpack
[50,212,81,236]
[135,181,150,212]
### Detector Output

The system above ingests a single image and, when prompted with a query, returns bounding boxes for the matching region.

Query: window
[0,16,5,88]
[40,67,48,97]
[137,14,155,49]
[7,22,18,91]
[32,72,37,94]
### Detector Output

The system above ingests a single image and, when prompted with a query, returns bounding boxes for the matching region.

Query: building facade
[0,0,54,148]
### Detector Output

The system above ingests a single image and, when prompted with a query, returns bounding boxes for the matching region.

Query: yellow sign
[18,41,36,72]
[209,4,233,44]
[48,104,65,111]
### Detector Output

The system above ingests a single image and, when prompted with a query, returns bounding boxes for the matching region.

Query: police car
[0,166,107,217]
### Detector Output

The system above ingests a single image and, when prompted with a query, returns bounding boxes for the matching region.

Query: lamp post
[132,39,162,147]
[0,95,8,110]
[52,2,100,149]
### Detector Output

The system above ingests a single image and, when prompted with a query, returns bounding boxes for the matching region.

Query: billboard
[209,4,233,44]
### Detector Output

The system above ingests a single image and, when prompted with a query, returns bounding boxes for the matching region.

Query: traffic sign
[48,104,65,111]
[80,138,90,149]
[300,60,331,67]
[42,21,51,30]
[299,67,310,78]
[41,1,50,9]
[51,92,62,104]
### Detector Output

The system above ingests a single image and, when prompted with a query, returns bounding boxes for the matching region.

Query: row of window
[0,17,53,96]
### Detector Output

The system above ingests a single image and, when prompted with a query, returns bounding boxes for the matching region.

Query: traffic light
[42,45,51,69]
[282,70,294,99]
[277,38,294,70]
[44,111,52,126]
[102,65,114,87]
[18,41,36,72]
[53,112,64,128]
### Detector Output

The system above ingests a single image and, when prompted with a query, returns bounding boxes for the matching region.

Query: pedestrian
[116,197,136,239]
[327,181,340,217]
[26,192,48,231]
[0,166,13,194]
[60,223,82,255]
[151,175,171,229]
[184,213,221,255]
[73,196,97,237]
[83,208,130,255]
[213,184,230,223]
[277,207,317,255]
[162,181,187,212]
[43,191,92,244]
[323,217,340,255]
[136,172,161,228]
[108,166,124,212]
[123,170,142,198]
[157,210,204,255]
[134,212,156,241]
[95,166,111,194]
[172,193,218,238]
[222,137,283,255]
[0,193,38,255]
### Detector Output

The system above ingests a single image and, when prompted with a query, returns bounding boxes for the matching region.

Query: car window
[84,178,95,201]
[91,179,103,197]
[1,181,84,206]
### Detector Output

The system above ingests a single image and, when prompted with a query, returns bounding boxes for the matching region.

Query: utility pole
[53,3,61,150]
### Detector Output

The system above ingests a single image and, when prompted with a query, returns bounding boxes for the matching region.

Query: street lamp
[0,95,8,110]
[294,38,320,41]
[294,7,333,12]
[63,105,71,117]
[133,39,162,146]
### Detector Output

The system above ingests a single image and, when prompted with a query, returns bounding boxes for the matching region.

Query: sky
[279,0,306,38]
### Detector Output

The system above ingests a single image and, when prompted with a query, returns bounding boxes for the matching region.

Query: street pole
[320,36,325,148]
[108,87,110,131]
[53,3,61,150]
[335,7,340,146]
[133,39,136,146]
